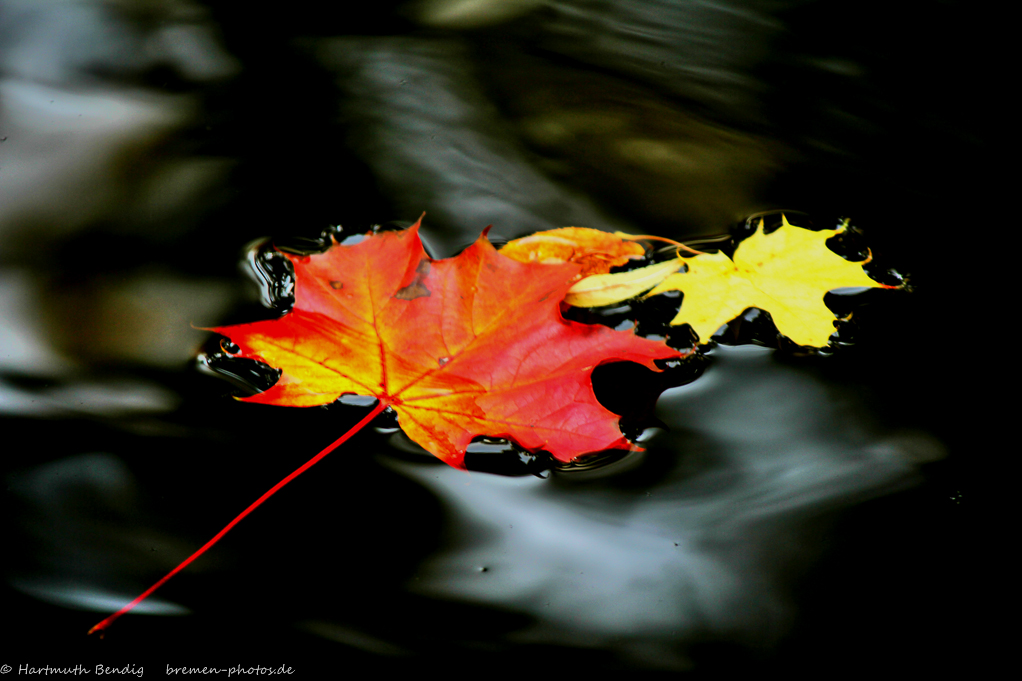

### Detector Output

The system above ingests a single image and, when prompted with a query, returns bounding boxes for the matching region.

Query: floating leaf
[644,215,897,347]
[214,218,685,467]
[92,215,906,636]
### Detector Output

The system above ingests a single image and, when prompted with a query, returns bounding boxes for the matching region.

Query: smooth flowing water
[0,0,990,674]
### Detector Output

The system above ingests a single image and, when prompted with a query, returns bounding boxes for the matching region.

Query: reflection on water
[0,0,984,672]
[7,453,193,614]
[393,347,923,668]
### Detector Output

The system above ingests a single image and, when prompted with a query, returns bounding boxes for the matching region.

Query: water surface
[0,0,990,673]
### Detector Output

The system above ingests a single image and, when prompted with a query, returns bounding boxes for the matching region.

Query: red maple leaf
[214,217,683,467]
[89,217,684,634]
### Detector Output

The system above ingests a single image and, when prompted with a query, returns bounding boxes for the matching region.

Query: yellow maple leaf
[644,215,894,347]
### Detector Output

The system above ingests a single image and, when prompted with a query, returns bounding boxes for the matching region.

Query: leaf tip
[408,212,426,235]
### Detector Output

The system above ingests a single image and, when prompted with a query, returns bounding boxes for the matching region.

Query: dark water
[0,0,993,674]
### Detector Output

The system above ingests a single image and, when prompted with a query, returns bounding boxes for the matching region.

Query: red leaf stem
[88,400,389,635]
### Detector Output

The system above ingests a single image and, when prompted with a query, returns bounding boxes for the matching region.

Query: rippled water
[1,0,990,673]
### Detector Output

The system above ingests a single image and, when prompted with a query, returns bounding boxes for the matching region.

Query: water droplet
[220,339,240,354]
[241,240,295,311]
[463,437,553,477]
[437,356,450,367]
[371,220,413,234]
[552,449,636,476]
[337,394,378,407]
[340,233,367,246]
[197,351,281,396]
[329,280,344,290]
[274,227,341,255]
[825,224,872,262]
[562,302,636,330]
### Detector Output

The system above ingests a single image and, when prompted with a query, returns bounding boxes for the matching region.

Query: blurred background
[1,0,994,674]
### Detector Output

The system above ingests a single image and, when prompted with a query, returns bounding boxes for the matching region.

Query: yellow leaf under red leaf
[499,226,645,279]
